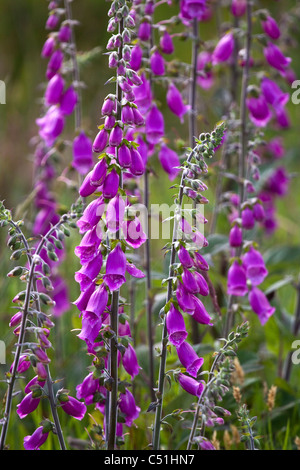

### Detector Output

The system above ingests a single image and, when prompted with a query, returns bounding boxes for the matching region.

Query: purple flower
[191,296,213,325]
[166,304,188,347]
[177,373,204,397]
[60,395,87,420]
[130,147,145,176]
[78,310,103,343]
[126,261,145,279]
[266,167,289,197]
[261,77,289,110]
[119,389,141,427]
[122,343,141,379]
[102,168,120,199]
[72,131,93,175]
[104,244,127,291]
[17,392,40,419]
[231,0,247,17]
[75,254,103,291]
[76,372,100,405]
[181,269,199,294]
[130,44,143,71]
[241,207,255,229]
[36,106,65,147]
[166,82,190,123]
[212,32,234,65]
[264,42,291,73]
[176,282,196,314]
[46,49,64,78]
[24,376,46,395]
[73,281,96,313]
[193,251,209,271]
[199,438,216,450]
[262,16,281,40]
[58,24,71,43]
[197,51,214,90]
[121,104,134,125]
[101,97,116,116]
[194,271,209,296]
[150,50,165,76]
[93,129,109,153]
[9,310,22,328]
[133,74,152,115]
[248,287,275,325]
[253,202,265,222]
[109,124,123,147]
[160,30,174,54]
[227,261,248,297]
[74,226,102,264]
[46,13,59,30]
[145,105,164,145]
[243,246,268,286]
[178,245,194,268]
[180,0,207,21]
[118,143,132,168]
[41,37,55,58]
[106,194,126,233]
[138,21,151,41]
[132,107,145,127]
[229,224,243,247]
[275,107,290,129]
[24,426,49,450]
[122,217,147,249]
[85,283,108,318]
[90,158,108,187]
[60,86,78,115]
[45,74,64,105]
[158,144,180,180]
[176,341,204,378]
[246,95,272,128]
[79,171,97,198]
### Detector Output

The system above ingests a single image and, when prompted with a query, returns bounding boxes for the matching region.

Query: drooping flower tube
[166,304,188,347]
[212,32,234,65]
[227,260,248,297]
[248,287,275,325]
[166,82,190,123]
[23,426,49,451]
[242,246,268,286]
[176,341,204,378]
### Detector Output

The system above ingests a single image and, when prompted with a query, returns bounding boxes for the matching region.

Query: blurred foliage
[0,0,300,451]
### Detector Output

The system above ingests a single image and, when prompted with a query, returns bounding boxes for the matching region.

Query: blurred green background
[0,0,300,450]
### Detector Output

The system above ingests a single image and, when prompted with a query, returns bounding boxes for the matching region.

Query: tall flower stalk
[223,0,252,338]
[152,122,226,450]
[73,0,146,451]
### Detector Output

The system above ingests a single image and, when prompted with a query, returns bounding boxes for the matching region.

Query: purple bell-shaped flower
[104,243,127,291]
[248,286,275,325]
[227,260,248,297]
